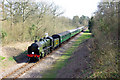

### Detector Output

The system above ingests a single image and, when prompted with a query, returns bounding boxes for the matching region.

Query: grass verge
[42,30,91,78]
[0,56,5,61]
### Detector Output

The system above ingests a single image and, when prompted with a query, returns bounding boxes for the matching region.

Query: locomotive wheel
[50,49,52,53]
[28,57,31,62]
[48,48,50,54]
[40,53,43,59]
[44,52,46,57]
[40,56,42,59]
[50,47,53,53]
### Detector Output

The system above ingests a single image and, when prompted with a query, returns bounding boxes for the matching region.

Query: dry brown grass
[1,16,74,45]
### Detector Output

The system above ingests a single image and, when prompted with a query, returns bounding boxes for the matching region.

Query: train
[27,26,85,61]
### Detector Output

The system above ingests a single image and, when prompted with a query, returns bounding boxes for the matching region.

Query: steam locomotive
[27,26,85,61]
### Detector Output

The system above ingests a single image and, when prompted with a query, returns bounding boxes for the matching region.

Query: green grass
[42,30,91,78]
[0,56,15,68]
[0,56,5,61]
[8,57,14,61]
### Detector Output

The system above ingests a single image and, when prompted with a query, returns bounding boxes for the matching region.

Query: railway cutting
[1,27,86,79]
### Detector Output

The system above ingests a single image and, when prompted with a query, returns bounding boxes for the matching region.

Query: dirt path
[56,38,95,78]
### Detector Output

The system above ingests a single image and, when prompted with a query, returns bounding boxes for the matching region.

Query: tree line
[0,0,89,45]
[72,15,89,27]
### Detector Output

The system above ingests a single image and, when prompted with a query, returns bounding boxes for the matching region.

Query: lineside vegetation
[0,0,89,45]
[88,1,119,78]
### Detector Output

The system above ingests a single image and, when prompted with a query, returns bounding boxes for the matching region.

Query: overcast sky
[51,0,101,19]
[37,0,101,19]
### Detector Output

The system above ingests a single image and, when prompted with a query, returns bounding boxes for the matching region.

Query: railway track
[1,47,59,79]
[1,31,85,79]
